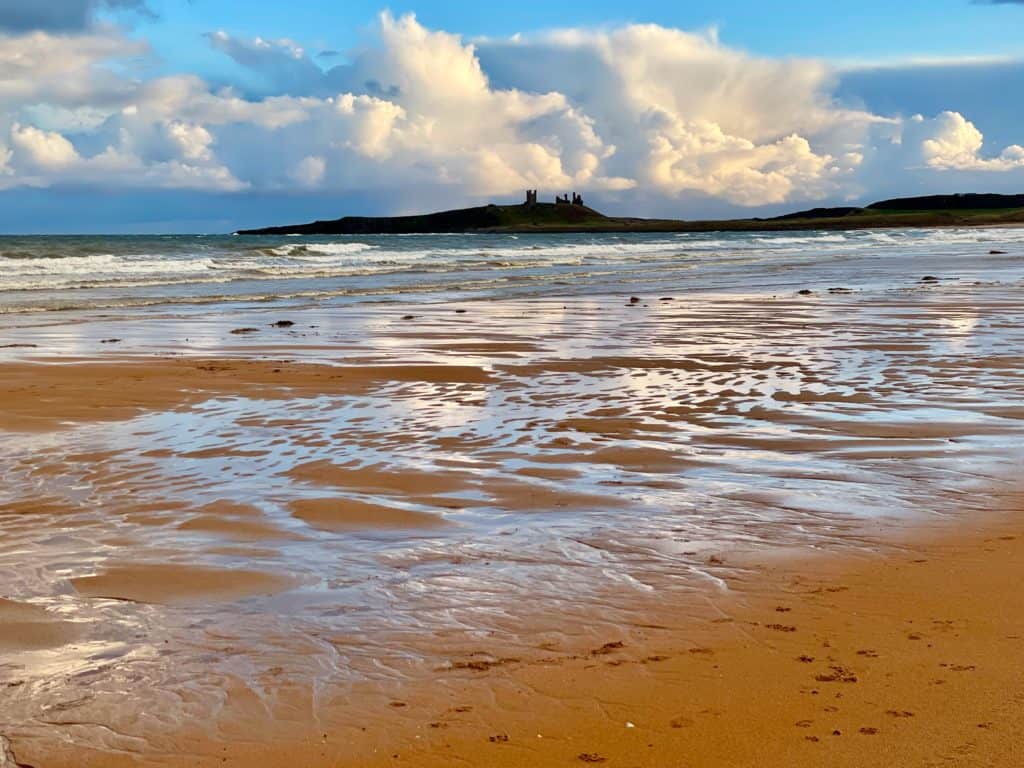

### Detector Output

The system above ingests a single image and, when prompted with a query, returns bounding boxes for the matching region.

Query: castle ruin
[528,190,583,206]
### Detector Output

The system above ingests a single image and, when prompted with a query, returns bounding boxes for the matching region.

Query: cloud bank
[0,11,1020,213]
[0,0,151,32]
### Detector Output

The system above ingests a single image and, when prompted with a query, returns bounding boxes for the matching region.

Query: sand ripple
[2,280,1024,760]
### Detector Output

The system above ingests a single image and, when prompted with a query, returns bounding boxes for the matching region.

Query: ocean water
[2,227,1024,312]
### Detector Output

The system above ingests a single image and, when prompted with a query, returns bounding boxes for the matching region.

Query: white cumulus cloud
[916,111,1024,171]
[11,122,79,167]
[0,13,1019,209]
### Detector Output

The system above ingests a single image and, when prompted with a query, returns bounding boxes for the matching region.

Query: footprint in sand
[814,665,858,683]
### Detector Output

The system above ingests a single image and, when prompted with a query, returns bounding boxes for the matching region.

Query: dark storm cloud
[0,0,152,32]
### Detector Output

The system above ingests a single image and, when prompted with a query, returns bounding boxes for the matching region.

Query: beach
[2,228,1024,766]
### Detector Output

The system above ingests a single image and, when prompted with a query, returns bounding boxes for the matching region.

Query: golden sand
[69,563,298,606]
[2,288,1023,766]
[11,509,1023,767]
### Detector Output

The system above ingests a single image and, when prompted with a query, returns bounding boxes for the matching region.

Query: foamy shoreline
[2,225,1023,314]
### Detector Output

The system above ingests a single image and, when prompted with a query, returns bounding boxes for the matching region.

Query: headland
[237,191,1024,235]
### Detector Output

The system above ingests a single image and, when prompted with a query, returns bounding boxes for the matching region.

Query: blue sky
[0,0,1021,232]
[135,1,1024,62]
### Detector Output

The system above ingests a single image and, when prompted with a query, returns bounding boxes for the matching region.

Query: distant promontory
[236,192,1024,236]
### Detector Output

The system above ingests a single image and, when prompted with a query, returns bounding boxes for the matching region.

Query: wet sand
[0,358,492,432]
[240,507,1023,767]
[2,283,1024,766]
[288,497,451,531]
[0,599,83,652]
[69,564,298,606]
[357,508,1024,768]
[7,509,1023,767]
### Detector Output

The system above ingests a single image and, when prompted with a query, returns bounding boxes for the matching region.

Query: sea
[3,227,1024,313]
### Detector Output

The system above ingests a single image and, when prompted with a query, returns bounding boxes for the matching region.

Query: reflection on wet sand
[1,282,1024,765]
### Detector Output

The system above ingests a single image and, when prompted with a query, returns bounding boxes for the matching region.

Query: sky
[0,0,1022,232]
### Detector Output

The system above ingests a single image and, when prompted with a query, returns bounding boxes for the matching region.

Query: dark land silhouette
[236,192,1024,235]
